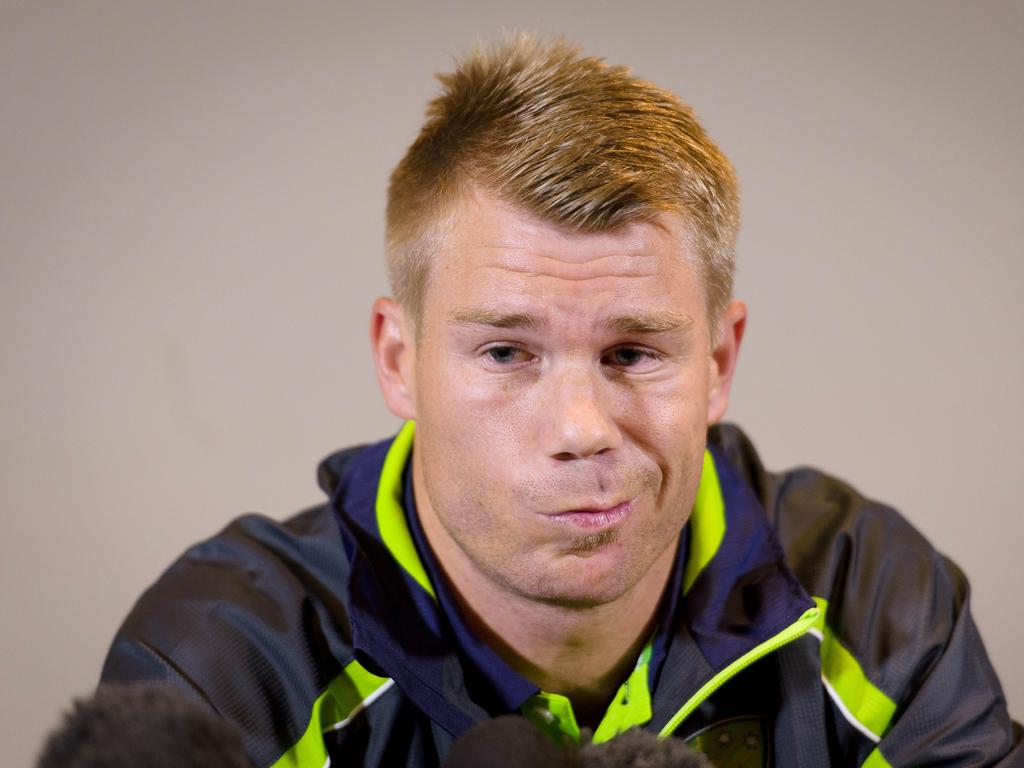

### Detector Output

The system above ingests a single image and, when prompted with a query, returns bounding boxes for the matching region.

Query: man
[102,36,1022,766]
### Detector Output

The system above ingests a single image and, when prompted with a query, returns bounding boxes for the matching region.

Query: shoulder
[107,505,354,659]
[710,422,957,590]
[102,504,356,767]
[710,424,1022,760]
[709,423,966,706]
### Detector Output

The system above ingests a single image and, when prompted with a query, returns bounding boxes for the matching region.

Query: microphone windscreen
[36,682,251,768]
[442,714,576,768]
[580,727,712,768]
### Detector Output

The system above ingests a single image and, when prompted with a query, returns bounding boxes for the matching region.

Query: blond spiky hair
[386,34,740,338]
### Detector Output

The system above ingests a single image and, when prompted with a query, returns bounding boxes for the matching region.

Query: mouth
[546,500,632,530]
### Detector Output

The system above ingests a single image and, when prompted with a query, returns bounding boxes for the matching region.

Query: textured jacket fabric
[101,424,1023,767]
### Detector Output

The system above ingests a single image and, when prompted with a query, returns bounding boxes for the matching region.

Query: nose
[542,367,623,461]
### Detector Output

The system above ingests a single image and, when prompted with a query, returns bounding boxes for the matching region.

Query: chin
[532,580,634,609]
[505,554,639,609]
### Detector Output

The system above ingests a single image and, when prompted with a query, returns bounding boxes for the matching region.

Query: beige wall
[2,2,1021,764]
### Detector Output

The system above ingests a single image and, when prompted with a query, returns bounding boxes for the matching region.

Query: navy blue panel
[329,435,482,737]
[401,463,540,714]
[648,525,687,692]
[683,447,814,670]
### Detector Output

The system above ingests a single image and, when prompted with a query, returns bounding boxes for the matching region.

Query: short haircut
[386,34,740,340]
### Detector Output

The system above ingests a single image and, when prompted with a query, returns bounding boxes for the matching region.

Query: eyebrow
[448,308,548,330]
[448,308,694,335]
[607,312,695,335]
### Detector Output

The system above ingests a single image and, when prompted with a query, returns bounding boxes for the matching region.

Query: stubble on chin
[566,528,620,554]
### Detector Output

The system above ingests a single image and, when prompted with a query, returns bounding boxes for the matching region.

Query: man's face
[377,190,739,608]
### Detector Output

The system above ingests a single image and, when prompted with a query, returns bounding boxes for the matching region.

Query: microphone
[441,715,711,767]
[441,715,574,767]
[580,726,712,767]
[36,682,251,768]
[40,685,712,767]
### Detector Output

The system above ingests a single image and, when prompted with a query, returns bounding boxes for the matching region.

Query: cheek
[415,364,527,516]
[620,375,709,500]
[620,367,710,440]
[421,362,538,457]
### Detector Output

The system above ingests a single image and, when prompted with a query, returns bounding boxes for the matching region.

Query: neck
[452,553,675,727]
[414,470,678,727]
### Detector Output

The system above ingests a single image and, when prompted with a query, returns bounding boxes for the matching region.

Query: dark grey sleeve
[870,559,1023,767]
[101,637,213,708]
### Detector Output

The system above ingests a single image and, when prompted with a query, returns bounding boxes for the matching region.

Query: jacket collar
[319,422,813,738]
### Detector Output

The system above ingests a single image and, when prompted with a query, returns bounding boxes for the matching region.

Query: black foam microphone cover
[580,727,713,767]
[442,715,576,768]
[442,715,713,768]
[36,682,252,768]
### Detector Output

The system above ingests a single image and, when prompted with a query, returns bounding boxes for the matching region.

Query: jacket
[101,423,1023,766]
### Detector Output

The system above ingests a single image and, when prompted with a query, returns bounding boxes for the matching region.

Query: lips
[546,501,632,530]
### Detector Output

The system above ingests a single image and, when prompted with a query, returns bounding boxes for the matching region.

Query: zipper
[658,606,820,737]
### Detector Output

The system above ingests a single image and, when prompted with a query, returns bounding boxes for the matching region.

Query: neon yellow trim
[269,709,328,768]
[861,747,893,768]
[811,597,897,741]
[327,659,392,720]
[523,641,655,746]
[591,644,654,743]
[682,449,726,595]
[659,606,820,738]
[522,691,581,746]
[269,659,391,768]
[375,421,435,599]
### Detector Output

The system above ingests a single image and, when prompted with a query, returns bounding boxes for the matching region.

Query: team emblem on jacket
[685,717,768,767]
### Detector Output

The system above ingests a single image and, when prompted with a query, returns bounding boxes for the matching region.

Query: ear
[707,299,747,424]
[370,297,417,420]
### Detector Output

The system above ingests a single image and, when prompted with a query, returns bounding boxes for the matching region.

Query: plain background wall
[2,1,1021,764]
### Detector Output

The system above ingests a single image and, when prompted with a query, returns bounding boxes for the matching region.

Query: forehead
[424,192,704,320]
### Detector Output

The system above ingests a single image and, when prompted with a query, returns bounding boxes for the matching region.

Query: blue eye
[610,348,643,366]
[598,348,663,372]
[487,346,526,364]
